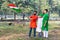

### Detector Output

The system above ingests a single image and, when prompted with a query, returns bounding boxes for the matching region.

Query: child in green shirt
[42,9,49,38]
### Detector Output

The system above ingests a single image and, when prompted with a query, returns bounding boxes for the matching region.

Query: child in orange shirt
[29,11,38,37]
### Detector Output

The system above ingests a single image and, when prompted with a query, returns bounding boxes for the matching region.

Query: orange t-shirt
[29,15,38,28]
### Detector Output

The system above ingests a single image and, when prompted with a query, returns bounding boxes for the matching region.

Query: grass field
[0,21,60,40]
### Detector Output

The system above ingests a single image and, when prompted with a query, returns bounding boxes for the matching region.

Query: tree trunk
[5,14,6,20]
[14,12,16,21]
[59,10,60,17]
[37,0,41,14]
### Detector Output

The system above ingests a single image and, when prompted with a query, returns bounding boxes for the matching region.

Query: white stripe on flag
[9,6,19,9]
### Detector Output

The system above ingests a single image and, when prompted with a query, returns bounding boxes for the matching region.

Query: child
[36,12,44,37]
[29,11,38,37]
[42,9,49,38]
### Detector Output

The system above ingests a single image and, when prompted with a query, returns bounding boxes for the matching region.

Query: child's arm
[44,21,47,27]
[32,16,38,20]
[29,16,33,20]
[44,15,49,27]
[38,16,42,18]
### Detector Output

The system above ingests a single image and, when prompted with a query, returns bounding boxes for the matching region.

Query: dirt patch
[0,29,60,40]
[0,33,27,40]
[49,29,60,40]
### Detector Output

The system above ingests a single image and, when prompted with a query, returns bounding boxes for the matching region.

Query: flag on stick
[8,4,21,13]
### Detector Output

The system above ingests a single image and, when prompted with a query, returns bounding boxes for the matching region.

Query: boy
[36,12,44,37]
[42,9,49,38]
[29,11,38,37]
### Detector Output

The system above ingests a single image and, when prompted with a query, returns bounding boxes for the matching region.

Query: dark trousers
[29,28,36,37]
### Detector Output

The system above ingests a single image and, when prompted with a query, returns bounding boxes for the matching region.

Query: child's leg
[38,32,42,37]
[43,31,46,37]
[29,28,32,37]
[34,28,36,37]
[45,31,48,38]
[43,31,48,38]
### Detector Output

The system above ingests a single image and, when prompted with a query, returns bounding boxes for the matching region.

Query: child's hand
[38,16,40,18]
[44,24,46,27]
[38,16,42,18]
[44,21,47,27]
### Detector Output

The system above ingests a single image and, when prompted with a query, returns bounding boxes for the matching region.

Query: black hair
[45,9,48,12]
[34,11,37,13]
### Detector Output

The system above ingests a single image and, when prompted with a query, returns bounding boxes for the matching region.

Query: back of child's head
[44,9,48,12]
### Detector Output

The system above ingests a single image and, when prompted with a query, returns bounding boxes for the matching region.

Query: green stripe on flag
[12,8,21,13]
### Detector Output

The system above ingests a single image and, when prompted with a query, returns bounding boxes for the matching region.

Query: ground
[0,21,60,40]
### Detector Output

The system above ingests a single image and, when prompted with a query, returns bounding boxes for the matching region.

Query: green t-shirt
[42,13,49,31]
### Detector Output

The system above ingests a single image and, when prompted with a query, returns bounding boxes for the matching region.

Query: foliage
[0,0,60,17]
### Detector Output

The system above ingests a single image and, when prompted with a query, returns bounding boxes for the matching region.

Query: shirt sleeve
[38,13,43,17]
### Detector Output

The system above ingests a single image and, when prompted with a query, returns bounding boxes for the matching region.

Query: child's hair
[45,9,48,12]
[33,11,37,15]
[34,11,37,13]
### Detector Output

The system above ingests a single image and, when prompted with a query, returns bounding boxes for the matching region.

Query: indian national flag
[8,4,21,13]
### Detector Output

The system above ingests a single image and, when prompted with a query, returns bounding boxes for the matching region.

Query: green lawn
[0,21,60,40]
[0,22,28,37]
